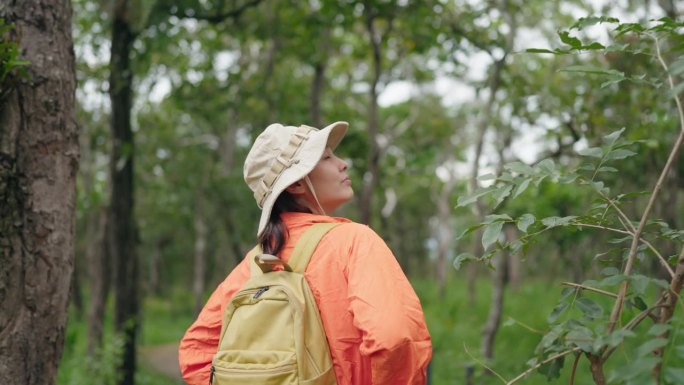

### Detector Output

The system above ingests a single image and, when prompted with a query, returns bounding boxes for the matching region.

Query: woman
[178,121,432,385]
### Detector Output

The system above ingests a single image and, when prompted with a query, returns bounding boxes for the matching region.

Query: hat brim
[256,121,348,237]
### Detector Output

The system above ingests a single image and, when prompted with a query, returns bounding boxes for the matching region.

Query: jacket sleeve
[345,224,432,385]
[178,258,251,385]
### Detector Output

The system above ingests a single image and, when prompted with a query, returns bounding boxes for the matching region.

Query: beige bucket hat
[244,121,348,237]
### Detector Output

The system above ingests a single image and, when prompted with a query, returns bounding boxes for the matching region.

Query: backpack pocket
[211,350,297,385]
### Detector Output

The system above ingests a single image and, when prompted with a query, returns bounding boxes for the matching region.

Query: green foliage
[58,312,124,385]
[458,16,684,384]
[58,294,194,384]
[0,17,29,101]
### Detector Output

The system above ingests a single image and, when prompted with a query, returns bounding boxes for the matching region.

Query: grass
[415,273,684,385]
[414,275,585,385]
[58,274,684,385]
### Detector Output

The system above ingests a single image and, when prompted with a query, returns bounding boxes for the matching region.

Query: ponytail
[258,192,311,255]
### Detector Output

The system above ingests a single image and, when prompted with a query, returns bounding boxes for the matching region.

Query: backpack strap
[288,223,340,273]
[248,223,340,276]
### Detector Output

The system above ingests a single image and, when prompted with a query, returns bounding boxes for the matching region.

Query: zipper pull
[209,365,215,384]
[253,286,269,299]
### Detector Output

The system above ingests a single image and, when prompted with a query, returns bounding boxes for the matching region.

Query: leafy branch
[458,17,684,385]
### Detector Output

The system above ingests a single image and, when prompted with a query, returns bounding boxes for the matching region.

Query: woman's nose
[337,156,348,171]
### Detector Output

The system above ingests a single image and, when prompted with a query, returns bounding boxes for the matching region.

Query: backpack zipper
[212,361,295,375]
[252,286,269,299]
[209,365,215,384]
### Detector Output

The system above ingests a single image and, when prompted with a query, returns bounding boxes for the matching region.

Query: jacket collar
[280,212,351,231]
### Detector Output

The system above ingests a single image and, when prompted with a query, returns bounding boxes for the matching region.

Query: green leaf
[558,31,582,48]
[630,275,650,295]
[542,216,577,228]
[493,184,513,206]
[636,338,668,357]
[559,287,576,302]
[647,323,671,336]
[456,186,496,207]
[559,173,579,183]
[537,159,556,174]
[548,302,568,323]
[566,328,594,352]
[665,368,684,385]
[606,149,637,160]
[577,147,603,157]
[601,267,620,276]
[602,127,625,146]
[537,356,564,380]
[526,48,555,54]
[615,23,646,36]
[669,55,684,76]
[583,42,605,50]
[599,274,627,287]
[483,214,513,223]
[453,252,476,270]
[614,357,659,380]
[513,177,531,198]
[458,223,485,239]
[601,76,625,88]
[575,297,603,319]
[571,16,620,29]
[676,345,684,359]
[561,66,624,78]
[505,161,535,175]
[632,296,647,311]
[604,329,635,348]
[477,173,496,181]
[517,213,535,233]
[597,166,618,172]
[482,221,504,250]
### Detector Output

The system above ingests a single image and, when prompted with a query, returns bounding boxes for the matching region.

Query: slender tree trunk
[108,2,138,384]
[481,225,512,361]
[310,27,330,127]
[80,114,111,355]
[193,197,209,316]
[0,1,78,384]
[71,256,84,318]
[435,156,457,298]
[149,236,170,296]
[359,12,383,225]
[652,246,684,381]
[87,209,110,356]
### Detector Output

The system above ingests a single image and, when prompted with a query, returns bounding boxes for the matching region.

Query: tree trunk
[435,157,457,298]
[359,12,383,225]
[193,198,209,316]
[80,113,111,356]
[149,236,170,296]
[480,226,511,361]
[87,208,110,356]
[108,2,139,384]
[310,27,330,128]
[0,1,78,384]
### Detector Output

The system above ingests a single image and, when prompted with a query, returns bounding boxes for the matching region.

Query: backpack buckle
[255,254,293,273]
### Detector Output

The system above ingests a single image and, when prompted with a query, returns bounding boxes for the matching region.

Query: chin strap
[303,176,327,216]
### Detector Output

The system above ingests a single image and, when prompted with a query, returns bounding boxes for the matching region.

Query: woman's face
[303,147,353,214]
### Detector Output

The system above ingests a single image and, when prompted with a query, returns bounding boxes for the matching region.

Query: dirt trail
[139,343,183,383]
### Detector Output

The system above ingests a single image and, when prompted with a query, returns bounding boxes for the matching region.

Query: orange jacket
[178,212,432,385]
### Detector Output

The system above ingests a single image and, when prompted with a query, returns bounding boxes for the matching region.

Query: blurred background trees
[5,0,679,384]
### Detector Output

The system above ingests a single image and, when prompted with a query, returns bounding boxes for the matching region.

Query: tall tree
[0,0,78,384]
[107,2,138,384]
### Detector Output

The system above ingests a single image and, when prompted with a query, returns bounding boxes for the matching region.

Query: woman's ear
[285,180,306,195]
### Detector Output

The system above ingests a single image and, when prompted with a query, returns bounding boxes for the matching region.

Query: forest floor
[139,343,183,383]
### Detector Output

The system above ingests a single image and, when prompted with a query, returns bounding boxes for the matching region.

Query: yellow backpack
[210,223,339,385]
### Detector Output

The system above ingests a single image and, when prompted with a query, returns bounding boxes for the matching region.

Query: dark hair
[258,192,311,255]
